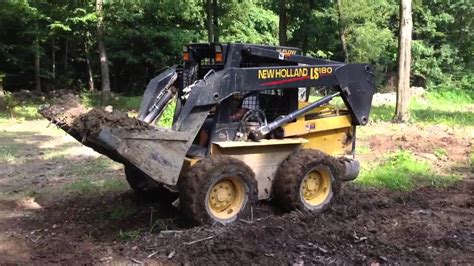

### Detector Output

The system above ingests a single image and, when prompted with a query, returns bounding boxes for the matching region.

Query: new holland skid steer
[49,43,375,225]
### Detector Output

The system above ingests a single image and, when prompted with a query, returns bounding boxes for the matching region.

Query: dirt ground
[0,119,472,264]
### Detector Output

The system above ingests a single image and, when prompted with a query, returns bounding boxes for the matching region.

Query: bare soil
[2,180,472,264]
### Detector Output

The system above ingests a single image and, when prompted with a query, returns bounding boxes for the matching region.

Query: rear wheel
[178,156,257,225]
[273,149,341,212]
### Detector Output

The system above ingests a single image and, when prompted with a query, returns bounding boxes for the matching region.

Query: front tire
[124,164,161,193]
[178,156,258,225]
[273,149,341,212]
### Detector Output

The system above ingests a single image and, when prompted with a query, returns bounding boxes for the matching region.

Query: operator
[198,93,260,147]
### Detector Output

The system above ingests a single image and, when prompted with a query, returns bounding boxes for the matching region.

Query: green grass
[109,204,136,221]
[357,150,460,190]
[118,229,142,241]
[65,177,127,195]
[469,152,474,170]
[434,148,448,160]
[64,157,117,178]
[367,91,474,126]
[80,92,142,111]
[0,141,24,163]
[0,148,16,162]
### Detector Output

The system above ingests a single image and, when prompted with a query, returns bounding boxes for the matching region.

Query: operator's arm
[230,108,249,121]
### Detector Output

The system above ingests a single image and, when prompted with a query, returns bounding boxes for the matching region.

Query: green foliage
[357,150,459,190]
[157,98,176,128]
[220,1,278,44]
[0,0,472,103]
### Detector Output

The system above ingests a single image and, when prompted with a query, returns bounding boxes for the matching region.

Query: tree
[96,0,111,105]
[206,0,214,42]
[336,0,349,63]
[394,0,413,122]
[0,73,5,110]
[34,21,41,92]
[278,0,287,46]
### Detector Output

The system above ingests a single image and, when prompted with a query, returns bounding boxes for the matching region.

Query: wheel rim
[300,169,331,207]
[206,177,246,220]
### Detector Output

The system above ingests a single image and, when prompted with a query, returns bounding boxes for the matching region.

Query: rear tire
[178,156,258,225]
[273,149,341,212]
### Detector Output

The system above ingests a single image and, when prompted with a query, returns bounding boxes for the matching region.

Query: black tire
[124,164,162,193]
[178,156,258,225]
[273,149,342,212]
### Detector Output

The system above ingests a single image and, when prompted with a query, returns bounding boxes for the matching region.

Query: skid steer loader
[44,43,374,225]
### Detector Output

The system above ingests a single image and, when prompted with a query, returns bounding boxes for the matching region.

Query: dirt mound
[39,94,152,138]
[72,108,153,137]
[38,94,86,125]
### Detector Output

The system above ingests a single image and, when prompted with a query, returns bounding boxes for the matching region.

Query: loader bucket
[40,105,209,186]
[96,109,209,186]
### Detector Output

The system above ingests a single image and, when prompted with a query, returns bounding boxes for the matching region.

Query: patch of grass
[434,148,448,160]
[369,105,394,123]
[411,108,474,126]
[65,158,116,178]
[0,149,16,162]
[80,91,142,111]
[469,152,474,170]
[65,177,127,195]
[366,91,473,126]
[356,144,371,155]
[110,204,136,221]
[118,229,142,241]
[357,150,460,190]
[11,105,42,119]
[422,90,473,106]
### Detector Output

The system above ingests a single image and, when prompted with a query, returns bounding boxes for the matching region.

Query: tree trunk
[96,0,111,105]
[278,0,287,46]
[64,38,68,72]
[34,24,41,92]
[52,39,56,80]
[206,0,214,43]
[337,0,349,63]
[85,43,95,92]
[394,0,413,123]
[0,77,5,111]
[212,0,219,43]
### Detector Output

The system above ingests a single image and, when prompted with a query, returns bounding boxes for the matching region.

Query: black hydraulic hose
[249,91,341,141]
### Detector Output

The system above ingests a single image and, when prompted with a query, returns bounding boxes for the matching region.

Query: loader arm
[175,62,374,129]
